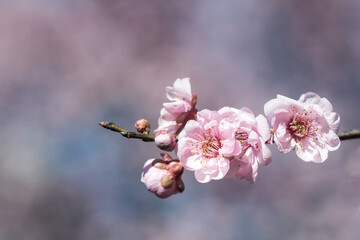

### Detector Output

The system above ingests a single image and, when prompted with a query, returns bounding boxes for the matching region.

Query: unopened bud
[135,119,151,134]
[155,130,176,151]
[167,161,183,176]
[141,154,185,199]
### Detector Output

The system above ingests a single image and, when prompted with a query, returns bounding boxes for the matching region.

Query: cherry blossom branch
[99,121,155,142]
[99,121,360,142]
[338,129,360,141]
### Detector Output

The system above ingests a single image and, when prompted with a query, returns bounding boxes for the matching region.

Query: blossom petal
[259,141,272,166]
[299,92,321,105]
[219,139,242,157]
[324,130,341,151]
[237,161,252,179]
[247,131,259,146]
[295,140,322,162]
[324,112,340,133]
[183,120,202,139]
[166,78,192,102]
[163,101,190,114]
[211,158,230,180]
[195,169,212,183]
[182,154,202,171]
[255,114,270,141]
[224,159,240,179]
[237,107,256,125]
[318,97,334,113]
[274,122,293,153]
[250,158,259,183]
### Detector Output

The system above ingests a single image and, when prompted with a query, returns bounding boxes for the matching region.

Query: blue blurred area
[0,0,359,239]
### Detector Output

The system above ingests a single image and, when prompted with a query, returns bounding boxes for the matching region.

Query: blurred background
[0,0,360,239]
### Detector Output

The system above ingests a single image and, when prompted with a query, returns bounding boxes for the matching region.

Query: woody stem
[99,121,360,143]
[99,122,155,142]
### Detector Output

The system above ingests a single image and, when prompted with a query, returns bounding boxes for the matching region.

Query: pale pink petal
[182,154,203,171]
[264,99,285,117]
[166,78,192,102]
[324,112,340,133]
[195,169,212,183]
[160,108,178,121]
[255,114,270,141]
[250,158,259,182]
[177,138,200,165]
[218,119,238,139]
[247,131,259,146]
[237,161,252,179]
[224,159,240,179]
[183,120,202,139]
[318,97,334,113]
[219,139,242,157]
[259,141,272,166]
[176,138,188,158]
[218,106,235,117]
[154,119,179,134]
[141,159,170,195]
[211,158,230,180]
[317,146,329,163]
[274,123,293,153]
[299,92,321,105]
[173,77,192,101]
[197,109,212,122]
[324,130,341,151]
[163,101,190,114]
[202,158,219,174]
[237,107,257,125]
[269,109,290,128]
[141,159,156,182]
[295,140,321,162]
[204,120,218,131]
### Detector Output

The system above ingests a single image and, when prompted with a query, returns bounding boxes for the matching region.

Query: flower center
[235,131,248,142]
[288,106,321,141]
[234,129,256,152]
[190,129,221,159]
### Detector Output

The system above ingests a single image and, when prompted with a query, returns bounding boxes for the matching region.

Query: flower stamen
[189,129,221,160]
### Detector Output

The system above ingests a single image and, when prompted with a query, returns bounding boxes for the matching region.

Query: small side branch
[338,129,360,141]
[99,122,155,142]
[99,121,360,143]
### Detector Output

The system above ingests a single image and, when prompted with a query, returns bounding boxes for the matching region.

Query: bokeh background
[1,0,360,239]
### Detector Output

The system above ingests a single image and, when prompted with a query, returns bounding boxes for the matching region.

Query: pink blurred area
[0,0,359,239]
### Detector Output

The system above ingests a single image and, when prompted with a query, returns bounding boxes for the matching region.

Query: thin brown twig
[338,129,360,141]
[99,122,155,142]
[99,121,360,143]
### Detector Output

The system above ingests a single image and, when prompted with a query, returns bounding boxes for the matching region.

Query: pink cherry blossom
[141,153,184,198]
[264,92,340,163]
[218,107,272,183]
[154,78,197,135]
[177,109,235,183]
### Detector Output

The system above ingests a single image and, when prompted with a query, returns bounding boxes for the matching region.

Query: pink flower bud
[155,130,177,151]
[135,119,151,134]
[141,154,184,199]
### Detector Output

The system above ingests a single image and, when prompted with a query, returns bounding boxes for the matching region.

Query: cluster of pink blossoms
[140,78,340,198]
